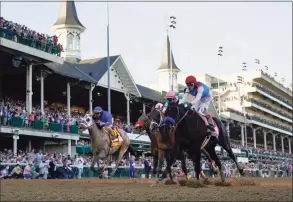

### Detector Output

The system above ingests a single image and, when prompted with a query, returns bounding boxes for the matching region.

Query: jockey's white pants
[191,94,213,115]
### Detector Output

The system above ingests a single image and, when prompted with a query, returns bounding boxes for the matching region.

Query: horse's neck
[89,123,104,142]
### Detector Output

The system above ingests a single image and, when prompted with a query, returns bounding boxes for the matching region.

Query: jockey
[93,106,123,143]
[151,102,164,127]
[162,90,178,114]
[165,90,178,104]
[154,103,164,112]
[179,75,215,132]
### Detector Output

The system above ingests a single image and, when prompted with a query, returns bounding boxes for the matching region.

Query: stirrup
[207,124,215,132]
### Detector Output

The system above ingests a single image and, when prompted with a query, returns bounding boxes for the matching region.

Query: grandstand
[212,70,292,154]
[0,0,163,158]
[0,0,292,178]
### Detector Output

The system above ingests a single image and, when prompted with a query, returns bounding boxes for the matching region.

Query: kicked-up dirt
[0,177,292,201]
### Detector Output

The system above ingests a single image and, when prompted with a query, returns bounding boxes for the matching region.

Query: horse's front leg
[157,149,165,178]
[90,153,97,172]
[152,151,159,177]
[99,154,111,177]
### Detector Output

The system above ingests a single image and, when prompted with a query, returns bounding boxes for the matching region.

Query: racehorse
[164,103,244,181]
[78,114,132,177]
[133,111,175,178]
[134,108,214,180]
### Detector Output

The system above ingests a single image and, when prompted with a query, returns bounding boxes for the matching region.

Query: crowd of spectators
[229,140,293,159]
[0,98,81,133]
[0,17,63,56]
[0,148,291,180]
[225,108,292,133]
[0,98,135,134]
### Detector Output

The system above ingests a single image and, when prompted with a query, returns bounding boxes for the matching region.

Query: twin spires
[52,0,85,32]
[157,34,180,72]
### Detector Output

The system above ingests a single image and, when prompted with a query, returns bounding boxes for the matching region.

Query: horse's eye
[86,118,90,122]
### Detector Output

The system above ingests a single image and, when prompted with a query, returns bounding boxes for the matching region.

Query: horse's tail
[212,117,232,152]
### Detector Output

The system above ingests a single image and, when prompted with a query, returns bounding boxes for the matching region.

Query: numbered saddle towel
[103,127,123,147]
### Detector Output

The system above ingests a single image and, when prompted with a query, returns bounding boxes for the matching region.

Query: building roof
[136,84,163,102]
[45,55,141,97]
[45,55,119,84]
[157,34,180,72]
[53,1,85,30]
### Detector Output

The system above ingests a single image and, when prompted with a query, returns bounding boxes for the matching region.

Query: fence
[0,163,289,179]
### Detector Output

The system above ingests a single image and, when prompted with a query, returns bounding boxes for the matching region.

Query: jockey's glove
[183,102,192,110]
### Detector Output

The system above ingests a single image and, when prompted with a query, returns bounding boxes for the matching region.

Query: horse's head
[163,103,188,135]
[78,114,94,132]
[133,112,150,133]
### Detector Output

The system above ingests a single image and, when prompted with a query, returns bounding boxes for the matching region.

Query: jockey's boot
[207,118,215,132]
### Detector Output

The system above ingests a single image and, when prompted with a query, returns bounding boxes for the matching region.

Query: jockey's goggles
[186,82,195,87]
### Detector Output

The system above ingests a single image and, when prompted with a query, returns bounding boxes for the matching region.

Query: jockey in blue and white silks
[93,106,123,143]
[178,75,215,132]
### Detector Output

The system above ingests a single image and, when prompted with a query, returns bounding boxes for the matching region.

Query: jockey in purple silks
[92,106,123,143]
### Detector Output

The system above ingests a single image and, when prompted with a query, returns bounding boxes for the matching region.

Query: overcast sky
[1,1,292,87]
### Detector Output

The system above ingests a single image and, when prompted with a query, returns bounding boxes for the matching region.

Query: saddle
[198,113,219,138]
[103,127,122,147]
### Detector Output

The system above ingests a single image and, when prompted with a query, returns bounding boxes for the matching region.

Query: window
[75,37,80,50]
[67,33,74,50]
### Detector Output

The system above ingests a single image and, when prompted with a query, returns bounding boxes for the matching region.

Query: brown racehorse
[133,111,168,177]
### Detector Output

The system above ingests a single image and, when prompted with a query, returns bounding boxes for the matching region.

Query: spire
[52,0,85,31]
[157,33,180,72]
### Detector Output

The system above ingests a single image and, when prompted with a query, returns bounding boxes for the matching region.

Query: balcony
[0,117,79,139]
[250,83,292,110]
[250,116,292,136]
[248,99,292,123]
[224,108,292,136]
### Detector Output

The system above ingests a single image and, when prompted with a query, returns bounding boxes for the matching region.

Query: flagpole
[107,2,111,114]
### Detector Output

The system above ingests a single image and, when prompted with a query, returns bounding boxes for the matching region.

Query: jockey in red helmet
[179,75,215,132]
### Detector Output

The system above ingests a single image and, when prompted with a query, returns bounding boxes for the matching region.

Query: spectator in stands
[129,155,135,178]
[36,150,43,165]
[9,163,23,179]
[62,162,73,179]
[30,162,39,179]
[38,158,49,179]
[143,157,151,179]
[48,158,57,179]
[28,149,36,163]
[23,162,33,179]
[75,154,84,179]
[0,165,10,179]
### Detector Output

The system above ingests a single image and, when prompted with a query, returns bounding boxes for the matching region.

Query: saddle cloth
[103,127,122,147]
[198,114,219,138]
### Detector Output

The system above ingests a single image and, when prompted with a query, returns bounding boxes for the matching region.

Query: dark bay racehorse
[164,103,244,181]
[135,108,214,180]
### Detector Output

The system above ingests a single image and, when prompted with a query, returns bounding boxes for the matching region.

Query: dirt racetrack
[1,177,292,201]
